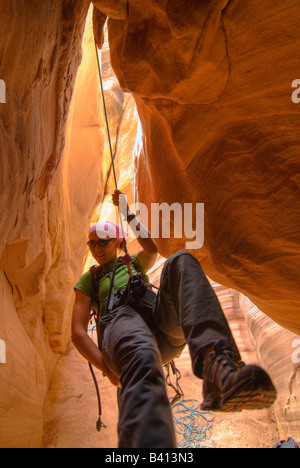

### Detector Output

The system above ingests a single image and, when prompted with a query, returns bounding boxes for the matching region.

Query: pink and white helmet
[89,221,128,241]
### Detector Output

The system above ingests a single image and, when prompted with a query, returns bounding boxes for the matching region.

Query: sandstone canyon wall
[105,0,300,337]
[0,0,300,448]
[101,0,300,440]
[0,1,101,447]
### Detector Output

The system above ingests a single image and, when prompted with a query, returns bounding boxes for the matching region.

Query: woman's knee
[118,341,163,386]
[108,320,161,373]
[164,250,203,272]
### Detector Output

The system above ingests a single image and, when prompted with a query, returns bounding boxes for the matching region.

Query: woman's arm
[112,189,158,272]
[72,289,120,387]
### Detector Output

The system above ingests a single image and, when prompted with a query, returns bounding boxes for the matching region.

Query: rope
[94,37,118,189]
[88,362,107,432]
[93,39,217,450]
[171,399,216,448]
[94,38,130,258]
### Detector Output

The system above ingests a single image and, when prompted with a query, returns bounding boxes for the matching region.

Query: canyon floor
[42,336,280,449]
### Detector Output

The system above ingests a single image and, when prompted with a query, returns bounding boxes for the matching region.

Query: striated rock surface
[0,0,299,449]
[105,0,300,336]
[0,2,100,447]
[92,0,128,20]
[43,21,298,444]
[237,293,300,441]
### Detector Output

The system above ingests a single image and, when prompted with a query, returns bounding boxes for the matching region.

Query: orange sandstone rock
[104,0,300,335]
[0,0,299,449]
[0,1,97,447]
[92,0,128,21]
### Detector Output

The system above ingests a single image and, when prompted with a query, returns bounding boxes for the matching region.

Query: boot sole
[220,386,277,412]
[202,366,277,412]
[220,366,277,412]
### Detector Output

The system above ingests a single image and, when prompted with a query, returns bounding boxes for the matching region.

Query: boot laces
[214,340,245,371]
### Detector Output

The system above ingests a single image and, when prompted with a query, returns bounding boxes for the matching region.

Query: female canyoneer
[72,190,277,448]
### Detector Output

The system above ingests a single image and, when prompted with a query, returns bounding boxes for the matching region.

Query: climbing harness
[88,255,158,431]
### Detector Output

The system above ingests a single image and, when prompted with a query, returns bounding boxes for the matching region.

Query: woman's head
[87,221,127,265]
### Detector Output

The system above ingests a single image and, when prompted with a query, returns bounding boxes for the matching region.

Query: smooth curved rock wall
[237,292,300,440]
[0,2,101,447]
[0,0,299,447]
[105,0,300,335]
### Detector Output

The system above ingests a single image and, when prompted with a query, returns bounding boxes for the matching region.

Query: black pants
[101,251,239,448]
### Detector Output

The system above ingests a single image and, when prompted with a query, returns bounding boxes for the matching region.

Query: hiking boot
[201,340,277,412]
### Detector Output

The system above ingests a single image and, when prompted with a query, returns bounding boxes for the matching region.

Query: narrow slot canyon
[0,1,299,449]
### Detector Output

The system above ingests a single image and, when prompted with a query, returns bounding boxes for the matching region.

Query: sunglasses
[87,238,117,249]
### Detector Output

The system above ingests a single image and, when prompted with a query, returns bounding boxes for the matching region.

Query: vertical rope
[94,38,118,189]
[94,38,130,259]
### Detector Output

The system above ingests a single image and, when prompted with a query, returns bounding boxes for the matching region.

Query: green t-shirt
[74,254,149,312]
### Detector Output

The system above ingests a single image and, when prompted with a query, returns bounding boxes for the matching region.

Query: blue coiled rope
[171,399,216,448]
